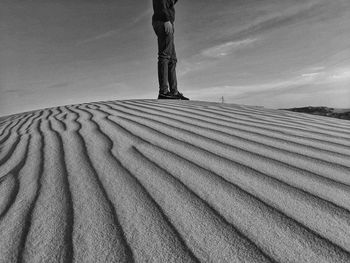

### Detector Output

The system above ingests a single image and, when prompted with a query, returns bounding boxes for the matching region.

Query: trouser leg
[168,39,178,94]
[153,21,177,94]
[157,54,169,93]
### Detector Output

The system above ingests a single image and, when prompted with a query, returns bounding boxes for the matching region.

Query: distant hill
[282,106,350,120]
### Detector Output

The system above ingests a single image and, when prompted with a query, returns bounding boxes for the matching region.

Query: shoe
[157,91,179,99]
[170,91,189,100]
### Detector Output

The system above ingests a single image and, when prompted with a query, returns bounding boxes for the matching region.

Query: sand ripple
[1,100,350,263]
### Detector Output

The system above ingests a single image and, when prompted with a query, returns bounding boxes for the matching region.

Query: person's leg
[152,21,173,94]
[168,30,178,95]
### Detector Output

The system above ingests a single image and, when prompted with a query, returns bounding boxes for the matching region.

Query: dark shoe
[158,91,180,99]
[170,91,189,100]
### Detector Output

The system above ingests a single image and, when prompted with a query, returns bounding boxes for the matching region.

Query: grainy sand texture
[1,99,350,263]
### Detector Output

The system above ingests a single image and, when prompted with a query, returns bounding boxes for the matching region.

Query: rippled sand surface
[1,100,350,263]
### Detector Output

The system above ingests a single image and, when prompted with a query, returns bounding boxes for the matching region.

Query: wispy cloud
[76,30,123,45]
[179,38,259,76]
[46,82,71,89]
[201,38,258,58]
[213,0,328,42]
[130,9,153,25]
[76,9,152,45]
[328,68,350,81]
[301,73,322,78]
[300,66,350,83]
[186,78,314,99]
[186,65,350,101]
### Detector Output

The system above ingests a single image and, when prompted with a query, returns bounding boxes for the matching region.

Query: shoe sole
[157,95,181,100]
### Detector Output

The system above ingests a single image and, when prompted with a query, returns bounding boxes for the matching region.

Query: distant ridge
[282,106,350,120]
[1,99,350,262]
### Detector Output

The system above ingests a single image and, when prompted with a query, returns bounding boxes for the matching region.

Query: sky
[1,0,350,116]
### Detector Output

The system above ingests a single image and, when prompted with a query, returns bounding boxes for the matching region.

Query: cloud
[186,65,350,103]
[76,9,152,45]
[3,89,21,93]
[215,0,328,42]
[300,67,350,83]
[76,30,123,45]
[185,77,314,100]
[328,68,350,81]
[201,38,258,58]
[130,9,152,25]
[178,38,259,76]
[46,82,71,89]
[306,66,326,72]
[301,73,322,78]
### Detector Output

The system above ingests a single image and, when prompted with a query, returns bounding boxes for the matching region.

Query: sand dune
[1,99,350,263]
